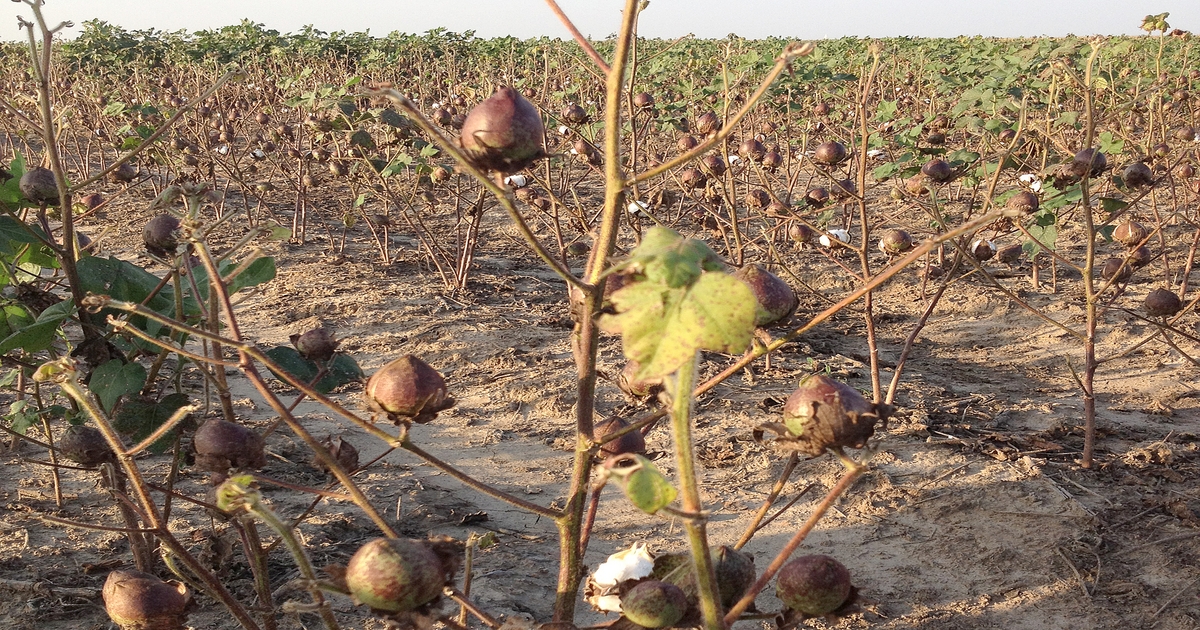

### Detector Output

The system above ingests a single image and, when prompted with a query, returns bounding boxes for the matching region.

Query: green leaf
[1026,223,1058,257]
[600,227,755,378]
[946,149,980,166]
[1097,131,1124,155]
[0,304,34,339]
[113,393,190,454]
[5,400,38,435]
[77,256,177,315]
[350,129,376,150]
[90,360,147,413]
[872,162,902,181]
[228,257,276,293]
[1100,197,1128,213]
[875,100,898,122]
[0,300,72,355]
[263,346,363,394]
[379,109,407,128]
[1097,225,1116,242]
[607,454,677,514]
[0,215,44,246]
[187,256,277,299]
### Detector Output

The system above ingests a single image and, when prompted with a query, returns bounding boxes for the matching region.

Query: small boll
[617,359,665,401]
[971,239,996,262]
[733,264,798,327]
[921,158,954,183]
[813,141,847,166]
[346,538,447,613]
[60,425,116,467]
[788,222,815,246]
[804,187,829,208]
[776,555,853,616]
[365,355,455,424]
[632,92,655,110]
[713,546,756,607]
[997,243,1022,267]
[831,178,856,200]
[290,327,339,362]
[1129,245,1154,269]
[780,375,881,456]
[765,200,790,217]
[594,416,647,457]
[561,103,589,125]
[620,580,688,629]
[193,419,266,475]
[566,241,590,257]
[701,154,726,177]
[738,138,766,162]
[1070,148,1107,178]
[878,229,913,256]
[314,435,359,474]
[745,188,770,210]
[1005,191,1039,215]
[679,167,707,189]
[109,162,139,184]
[1100,257,1132,283]
[458,86,546,174]
[1122,162,1154,188]
[1113,221,1148,248]
[1144,288,1182,317]
[694,111,720,135]
[78,192,105,212]
[905,174,929,196]
[19,167,59,205]
[143,214,182,258]
[103,569,191,630]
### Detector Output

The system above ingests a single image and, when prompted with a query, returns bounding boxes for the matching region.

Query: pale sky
[3,0,1198,41]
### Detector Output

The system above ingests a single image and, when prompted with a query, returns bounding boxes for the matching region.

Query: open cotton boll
[819,229,851,248]
[593,594,623,613]
[1018,173,1042,192]
[591,542,654,588]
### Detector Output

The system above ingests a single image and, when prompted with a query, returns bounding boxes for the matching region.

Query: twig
[724,461,866,623]
[542,0,611,75]
[1116,531,1200,557]
[1055,546,1091,598]
[0,577,98,598]
[1153,574,1200,619]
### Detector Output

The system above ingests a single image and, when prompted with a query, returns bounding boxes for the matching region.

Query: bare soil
[2,180,1199,630]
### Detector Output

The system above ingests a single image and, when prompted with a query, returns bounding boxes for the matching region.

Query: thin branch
[542,0,611,74]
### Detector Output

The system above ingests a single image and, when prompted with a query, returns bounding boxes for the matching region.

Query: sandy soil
[1,176,1199,630]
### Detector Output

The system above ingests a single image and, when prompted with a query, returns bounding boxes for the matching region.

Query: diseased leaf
[600,227,755,380]
[677,273,756,354]
[602,273,754,379]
